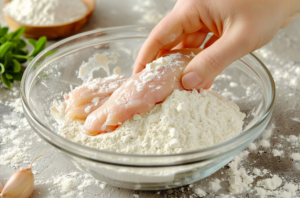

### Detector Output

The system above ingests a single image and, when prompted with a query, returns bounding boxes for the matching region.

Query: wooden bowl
[3,0,95,39]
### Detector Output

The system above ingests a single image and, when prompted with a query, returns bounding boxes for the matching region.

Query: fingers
[133,1,203,74]
[184,31,208,48]
[175,31,208,49]
[182,29,253,89]
[158,31,207,58]
[203,35,219,48]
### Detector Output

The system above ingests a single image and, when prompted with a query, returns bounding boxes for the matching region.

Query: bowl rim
[20,25,276,165]
[3,0,95,28]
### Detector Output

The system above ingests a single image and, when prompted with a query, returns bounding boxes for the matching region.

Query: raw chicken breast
[65,75,128,119]
[84,49,202,135]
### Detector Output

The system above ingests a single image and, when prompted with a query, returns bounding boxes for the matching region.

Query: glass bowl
[21,25,275,190]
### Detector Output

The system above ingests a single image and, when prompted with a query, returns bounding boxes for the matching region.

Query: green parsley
[0,26,47,88]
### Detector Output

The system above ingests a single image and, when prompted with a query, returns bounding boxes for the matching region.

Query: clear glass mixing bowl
[21,25,275,190]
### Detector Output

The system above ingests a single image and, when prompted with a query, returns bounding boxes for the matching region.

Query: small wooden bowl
[3,0,95,39]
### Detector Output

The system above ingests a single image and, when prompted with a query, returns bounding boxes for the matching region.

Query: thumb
[182,31,254,89]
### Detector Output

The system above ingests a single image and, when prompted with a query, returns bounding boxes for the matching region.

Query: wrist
[288,0,300,16]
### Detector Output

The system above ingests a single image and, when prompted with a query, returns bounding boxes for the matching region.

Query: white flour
[290,153,300,161]
[194,188,206,197]
[208,179,222,192]
[78,52,119,82]
[3,0,87,25]
[257,175,282,190]
[52,89,245,154]
[272,149,284,157]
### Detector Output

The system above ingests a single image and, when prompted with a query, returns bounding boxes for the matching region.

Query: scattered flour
[280,191,292,198]
[272,149,284,157]
[259,139,271,148]
[257,175,282,190]
[133,194,139,198]
[262,123,275,139]
[228,151,254,194]
[136,53,182,92]
[53,89,245,154]
[253,168,262,176]
[35,172,106,197]
[288,135,298,142]
[209,179,222,192]
[194,187,207,197]
[100,183,107,189]
[248,142,257,151]
[283,183,298,196]
[78,52,119,82]
[53,176,78,193]
[3,0,87,25]
[290,153,300,161]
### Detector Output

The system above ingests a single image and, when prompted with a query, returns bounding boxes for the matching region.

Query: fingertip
[203,80,214,89]
[182,71,203,89]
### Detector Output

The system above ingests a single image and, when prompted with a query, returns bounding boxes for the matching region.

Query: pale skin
[133,0,300,89]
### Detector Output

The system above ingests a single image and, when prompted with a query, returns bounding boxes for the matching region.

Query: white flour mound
[3,0,87,25]
[52,89,245,154]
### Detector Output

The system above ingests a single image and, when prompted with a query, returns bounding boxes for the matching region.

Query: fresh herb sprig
[0,26,47,88]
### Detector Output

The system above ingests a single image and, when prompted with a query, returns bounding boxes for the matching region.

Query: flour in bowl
[3,0,87,25]
[51,89,245,154]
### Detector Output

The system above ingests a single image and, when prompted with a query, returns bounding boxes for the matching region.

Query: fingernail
[182,72,203,89]
[196,83,207,90]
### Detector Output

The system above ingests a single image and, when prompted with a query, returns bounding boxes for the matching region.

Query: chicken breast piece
[83,49,202,135]
[65,75,128,119]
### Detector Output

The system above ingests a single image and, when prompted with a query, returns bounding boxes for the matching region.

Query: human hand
[133,0,300,89]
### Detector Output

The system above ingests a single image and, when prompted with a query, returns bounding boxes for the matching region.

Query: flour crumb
[259,139,271,148]
[194,187,206,197]
[92,97,100,105]
[283,183,298,196]
[228,151,253,194]
[133,194,139,198]
[272,149,284,157]
[262,123,275,139]
[53,175,78,192]
[257,175,282,190]
[280,191,292,198]
[85,106,92,113]
[253,168,261,176]
[255,187,269,197]
[248,142,257,151]
[100,183,107,189]
[145,53,181,71]
[289,135,298,142]
[290,153,300,161]
[209,179,221,192]
[78,52,119,82]
[113,66,122,75]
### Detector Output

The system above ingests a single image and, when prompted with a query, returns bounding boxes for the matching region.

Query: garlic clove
[1,168,34,198]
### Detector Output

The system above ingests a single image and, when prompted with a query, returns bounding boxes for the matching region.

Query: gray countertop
[0,0,300,197]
